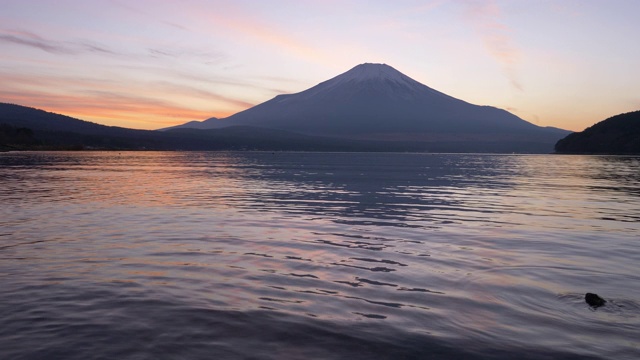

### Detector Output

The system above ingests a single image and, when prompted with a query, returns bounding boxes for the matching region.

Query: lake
[1,151,639,359]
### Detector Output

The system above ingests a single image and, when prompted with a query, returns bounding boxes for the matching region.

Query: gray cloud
[147,47,227,65]
[0,29,123,57]
[0,32,74,54]
[1,29,226,67]
[77,41,120,55]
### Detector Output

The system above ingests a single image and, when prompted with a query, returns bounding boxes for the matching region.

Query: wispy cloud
[108,0,189,31]
[0,30,73,54]
[147,47,227,65]
[0,29,121,56]
[114,64,292,97]
[1,28,227,67]
[184,4,331,66]
[77,41,120,55]
[151,81,255,109]
[462,0,523,91]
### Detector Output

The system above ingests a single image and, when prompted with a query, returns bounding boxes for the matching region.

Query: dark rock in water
[585,293,606,308]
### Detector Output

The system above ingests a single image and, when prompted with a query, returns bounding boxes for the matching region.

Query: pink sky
[1,0,639,131]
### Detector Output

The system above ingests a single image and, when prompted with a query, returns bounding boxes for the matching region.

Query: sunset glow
[1,0,639,131]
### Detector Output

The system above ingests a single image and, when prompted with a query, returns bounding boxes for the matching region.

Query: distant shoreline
[3,147,640,156]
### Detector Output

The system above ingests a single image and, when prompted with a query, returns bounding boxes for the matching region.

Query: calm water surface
[1,151,639,359]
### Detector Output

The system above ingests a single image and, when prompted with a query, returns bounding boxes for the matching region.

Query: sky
[1,0,639,132]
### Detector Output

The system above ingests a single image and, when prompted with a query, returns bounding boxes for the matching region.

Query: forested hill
[555,111,640,154]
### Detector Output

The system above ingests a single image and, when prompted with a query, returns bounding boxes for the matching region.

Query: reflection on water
[1,151,639,360]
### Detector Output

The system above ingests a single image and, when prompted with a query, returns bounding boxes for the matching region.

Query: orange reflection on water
[56,152,252,210]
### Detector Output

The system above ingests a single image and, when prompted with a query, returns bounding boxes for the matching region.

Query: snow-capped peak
[330,63,426,89]
[295,63,431,100]
[338,63,408,82]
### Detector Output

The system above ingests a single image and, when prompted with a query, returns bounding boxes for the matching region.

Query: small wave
[350,257,408,267]
[397,287,444,294]
[353,312,387,319]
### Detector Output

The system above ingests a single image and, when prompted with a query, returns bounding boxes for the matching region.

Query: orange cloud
[0,68,253,129]
[0,88,231,128]
[178,4,331,66]
[463,0,523,91]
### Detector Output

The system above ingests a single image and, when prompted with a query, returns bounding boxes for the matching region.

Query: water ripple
[1,151,639,359]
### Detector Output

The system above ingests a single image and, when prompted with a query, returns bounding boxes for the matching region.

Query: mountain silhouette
[159,117,219,131]
[0,103,404,151]
[0,103,167,150]
[190,63,568,148]
[1,63,573,153]
[0,103,134,135]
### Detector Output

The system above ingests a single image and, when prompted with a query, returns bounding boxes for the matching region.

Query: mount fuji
[165,63,569,152]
